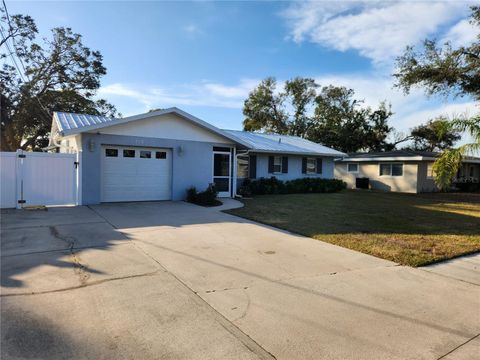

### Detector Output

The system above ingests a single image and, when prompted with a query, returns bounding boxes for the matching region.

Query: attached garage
[101,146,172,202]
[47,107,345,206]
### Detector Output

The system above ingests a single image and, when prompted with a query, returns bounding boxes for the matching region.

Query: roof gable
[97,113,233,144]
[52,108,250,147]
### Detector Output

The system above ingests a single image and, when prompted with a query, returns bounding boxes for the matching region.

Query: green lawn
[226,191,480,266]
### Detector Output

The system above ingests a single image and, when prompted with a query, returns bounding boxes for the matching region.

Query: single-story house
[334,150,480,193]
[49,107,345,204]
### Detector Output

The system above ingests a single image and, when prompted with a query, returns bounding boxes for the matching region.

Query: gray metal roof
[54,112,117,132]
[52,108,252,148]
[223,130,346,157]
[52,109,345,156]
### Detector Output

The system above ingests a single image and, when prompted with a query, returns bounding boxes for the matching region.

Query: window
[306,158,316,174]
[470,166,475,178]
[213,146,230,152]
[379,163,403,177]
[140,151,151,159]
[105,148,118,157]
[347,163,359,173]
[123,149,135,158]
[237,155,249,178]
[392,164,403,176]
[273,156,282,173]
[427,163,434,178]
[156,151,167,159]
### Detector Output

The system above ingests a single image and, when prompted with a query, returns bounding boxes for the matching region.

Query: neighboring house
[335,150,480,193]
[49,107,345,204]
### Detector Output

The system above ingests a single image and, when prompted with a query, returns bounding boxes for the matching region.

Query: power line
[1,0,52,122]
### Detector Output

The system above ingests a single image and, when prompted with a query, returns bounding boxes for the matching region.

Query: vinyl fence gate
[0,150,79,209]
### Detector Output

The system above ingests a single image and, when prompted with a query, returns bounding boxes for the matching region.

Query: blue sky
[7,1,478,140]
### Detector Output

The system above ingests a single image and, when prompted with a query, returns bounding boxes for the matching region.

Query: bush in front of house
[454,181,480,192]
[241,177,346,196]
[244,177,286,195]
[186,185,222,206]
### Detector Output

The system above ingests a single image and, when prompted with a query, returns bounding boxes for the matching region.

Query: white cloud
[98,79,261,114]
[314,72,478,132]
[202,79,259,99]
[182,24,204,39]
[281,1,469,64]
[441,18,478,47]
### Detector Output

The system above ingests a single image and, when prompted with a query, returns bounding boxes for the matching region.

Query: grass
[226,190,480,266]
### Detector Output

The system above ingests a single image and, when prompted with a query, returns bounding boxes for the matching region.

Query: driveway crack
[437,333,480,359]
[49,226,90,285]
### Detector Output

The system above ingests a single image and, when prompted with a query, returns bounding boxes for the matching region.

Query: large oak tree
[1,11,118,151]
[394,6,480,189]
[243,77,393,153]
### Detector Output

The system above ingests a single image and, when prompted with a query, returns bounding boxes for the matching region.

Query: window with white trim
[140,150,151,159]
[105,148,118,157]
[306,157,316,174]
[347,163,359,173]
[273,156,282,173]
[379,163,403,177]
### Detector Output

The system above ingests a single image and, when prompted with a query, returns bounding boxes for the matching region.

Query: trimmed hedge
[240,177,346,196]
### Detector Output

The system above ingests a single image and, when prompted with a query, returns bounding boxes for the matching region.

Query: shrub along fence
[240,177,346,196]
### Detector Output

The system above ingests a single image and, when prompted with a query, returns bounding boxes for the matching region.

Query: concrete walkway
[1,201,479,359]
[422,253,480,286]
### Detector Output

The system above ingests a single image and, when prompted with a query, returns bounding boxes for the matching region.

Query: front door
[213,151,231,197]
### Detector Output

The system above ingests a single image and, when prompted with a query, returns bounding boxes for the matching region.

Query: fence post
[15,149,24,209]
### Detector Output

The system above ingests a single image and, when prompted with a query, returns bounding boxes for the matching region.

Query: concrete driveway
[1,201,479,359]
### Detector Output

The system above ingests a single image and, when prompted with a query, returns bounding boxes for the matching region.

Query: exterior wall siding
[416,162,438,193]
[335,161,418,193]
[96,113,232,144]
[80,133,233,204]
[255,154,335,180]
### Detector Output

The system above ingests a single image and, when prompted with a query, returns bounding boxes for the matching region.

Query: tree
[394,6,480,101]
[243,77,315,136]
[405,117,461,151]
[243,78,393,152]
[394,5,480,190]
[308,86,393,153]
[1,11,118,151]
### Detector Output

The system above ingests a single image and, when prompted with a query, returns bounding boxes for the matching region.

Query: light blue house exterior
[49,108,345,205]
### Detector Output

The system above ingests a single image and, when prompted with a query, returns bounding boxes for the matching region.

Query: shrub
[186,186,198,203]
[238,179,253,197]
[245,177,346,195]
[454,181,480,192]
[185,184,221,206]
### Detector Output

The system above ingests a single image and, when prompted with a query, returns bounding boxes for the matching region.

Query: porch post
[232,146,237,198]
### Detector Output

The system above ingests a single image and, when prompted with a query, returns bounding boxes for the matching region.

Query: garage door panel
[101,146,172,202]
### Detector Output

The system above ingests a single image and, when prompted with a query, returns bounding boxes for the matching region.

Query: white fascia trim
[336,156,435,162]
[251,150,347,157]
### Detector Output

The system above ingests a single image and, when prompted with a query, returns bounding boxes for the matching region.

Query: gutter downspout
[234,149,251,198]
[49,131,71,152]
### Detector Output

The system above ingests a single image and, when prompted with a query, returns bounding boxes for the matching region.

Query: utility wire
[1,0,52,122]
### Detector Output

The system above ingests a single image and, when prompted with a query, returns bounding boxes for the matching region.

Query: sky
[6,0,479,142]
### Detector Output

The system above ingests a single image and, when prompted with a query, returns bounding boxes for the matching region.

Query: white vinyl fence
[0,150,78,209]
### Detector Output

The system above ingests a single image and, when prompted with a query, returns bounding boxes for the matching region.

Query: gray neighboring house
[335,150,480,193]
[49,107,345,205]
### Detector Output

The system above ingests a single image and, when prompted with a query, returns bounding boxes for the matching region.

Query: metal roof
[54,112,117,132]
[223,130,346,157]
[52,109,346,156]
[52,108,252,148]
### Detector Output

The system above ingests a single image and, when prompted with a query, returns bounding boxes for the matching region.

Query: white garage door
[101,146,172,202]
